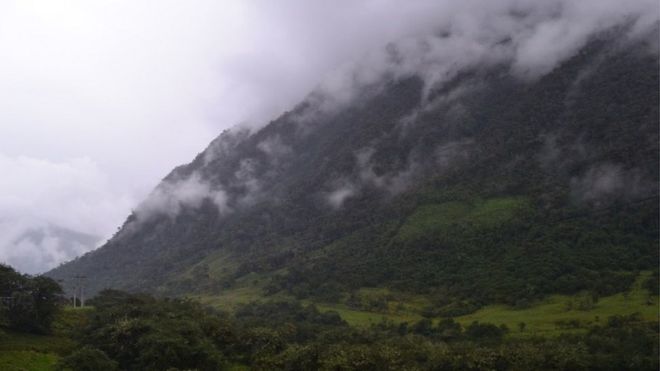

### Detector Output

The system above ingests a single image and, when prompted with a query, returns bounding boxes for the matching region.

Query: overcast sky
[1,0,657,274]
[0,0,455,273]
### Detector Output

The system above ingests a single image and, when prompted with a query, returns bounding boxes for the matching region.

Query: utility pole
[72,277,77,308]
[72,275,87,308]
[80,276,86,307]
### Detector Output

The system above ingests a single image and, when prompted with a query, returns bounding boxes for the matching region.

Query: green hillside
[48,29,658,320]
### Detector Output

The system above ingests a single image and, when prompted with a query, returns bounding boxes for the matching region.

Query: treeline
[55,290,658,370]
[0,264,62,334]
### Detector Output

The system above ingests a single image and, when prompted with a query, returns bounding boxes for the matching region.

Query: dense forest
[0,264,62,334]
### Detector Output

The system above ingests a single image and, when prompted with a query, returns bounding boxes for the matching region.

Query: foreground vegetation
[1,263,658,370]
[3,292,658,371]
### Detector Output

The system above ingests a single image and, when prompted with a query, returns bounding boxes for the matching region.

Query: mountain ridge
[48,28,659,314]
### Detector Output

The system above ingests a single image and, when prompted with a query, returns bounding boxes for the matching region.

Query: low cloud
[434,140,474,169]
[133,155,271,222]
[203,129,252,166]
[325,182,357,209]
[356,148,419,196]
[135,172,229,222]
[297,0,658,119]
[0,220,98,275]
[257,135,292,161]
[570,163,653,206]
[0,153,131,273]
[233,159,263,207]
[324,147,422,208]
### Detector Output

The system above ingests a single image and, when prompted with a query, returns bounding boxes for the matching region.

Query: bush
[465,321,507,342]
[56,346,119,371]
[0,264,63,334]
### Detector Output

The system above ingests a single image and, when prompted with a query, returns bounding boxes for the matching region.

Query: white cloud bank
[0,154,133,273]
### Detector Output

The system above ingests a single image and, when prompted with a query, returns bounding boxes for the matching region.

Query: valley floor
[197,271,658,337]
[0,308,83,370]
[1,273,657,370]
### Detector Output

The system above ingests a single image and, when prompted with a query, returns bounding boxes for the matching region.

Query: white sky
[0,0,656,273]
[0,0,450,273]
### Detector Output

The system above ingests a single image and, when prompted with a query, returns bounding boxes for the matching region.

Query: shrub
[56,346,118,371]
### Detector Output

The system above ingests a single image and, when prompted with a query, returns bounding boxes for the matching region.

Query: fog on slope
[0,0,657,272]
[131,0,659,223]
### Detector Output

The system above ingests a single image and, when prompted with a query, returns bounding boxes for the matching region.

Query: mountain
[2,222,101,275]
[47,27,659,314]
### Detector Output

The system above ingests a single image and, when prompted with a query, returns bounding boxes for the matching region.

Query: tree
[0,264,63,334]
[29,276,63,332]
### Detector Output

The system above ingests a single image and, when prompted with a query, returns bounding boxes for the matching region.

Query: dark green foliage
[394,317,507,344]
[2,288,650,371]
[436,318,463,341]
[559,314,659,371]
[643,270,659,296]
[253,313,657,370]
[411,318,433,337]
[81,290,228,370]
[0,264,63,334]
[465,321,508,343]
[55,346,118,371]
[234,301,344,327]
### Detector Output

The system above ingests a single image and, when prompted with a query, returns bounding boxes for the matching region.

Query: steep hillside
[48,29,659,314]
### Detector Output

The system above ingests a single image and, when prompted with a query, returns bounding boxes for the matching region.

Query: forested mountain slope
[48,28,659,314]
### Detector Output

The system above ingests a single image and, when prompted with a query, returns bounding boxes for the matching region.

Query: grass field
[0,307,88,371]
[315,302,422,326]
[195,285,265,310]
[200,271,658,338]
[0,351,58,371]
[395,197,529,243]
[0,331,74,354]
[193,270,286,311]
[0,331,64,371]
[456,272,659,338]
[309,272,659,339]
